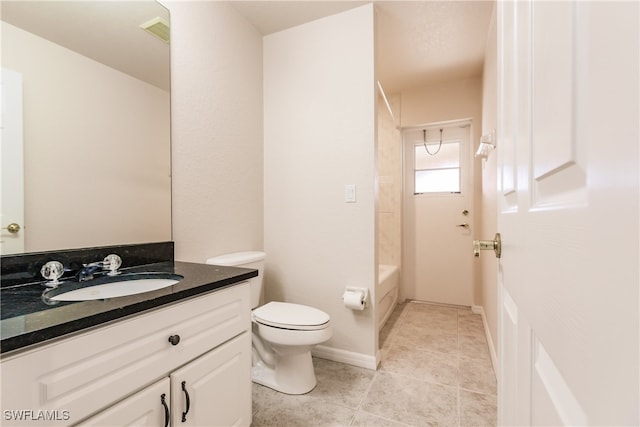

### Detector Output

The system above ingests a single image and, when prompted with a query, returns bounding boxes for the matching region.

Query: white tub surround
[377,264,399,330]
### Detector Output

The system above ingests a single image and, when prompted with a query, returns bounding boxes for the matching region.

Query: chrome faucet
[76,254,122,282]
[76,262,104,282]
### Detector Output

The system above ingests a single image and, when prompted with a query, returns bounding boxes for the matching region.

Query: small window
[414,141,460,194]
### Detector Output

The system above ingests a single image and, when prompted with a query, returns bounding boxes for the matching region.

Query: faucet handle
[41,261,65,287]
[103,254,122,276]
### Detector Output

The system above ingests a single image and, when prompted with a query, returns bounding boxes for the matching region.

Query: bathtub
[377,264,399,330]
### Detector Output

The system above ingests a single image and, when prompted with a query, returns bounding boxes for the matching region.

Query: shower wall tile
[377,93,402,270]
[378,176,394,213]
[378,212,401,267]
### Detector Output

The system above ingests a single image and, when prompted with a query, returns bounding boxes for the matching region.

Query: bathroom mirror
[1,1,172,255]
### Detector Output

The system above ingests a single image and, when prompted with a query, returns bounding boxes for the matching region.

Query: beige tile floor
[251,301,497,426]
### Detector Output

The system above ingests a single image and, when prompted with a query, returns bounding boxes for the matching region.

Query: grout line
[459,385,498,397]
[355,368,378,412]
[457,383,462,427]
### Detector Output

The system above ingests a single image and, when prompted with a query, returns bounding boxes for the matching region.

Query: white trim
[312,345,377,370]
[472,304,499,379]
[400,117,472,132]
[377,80,396,124]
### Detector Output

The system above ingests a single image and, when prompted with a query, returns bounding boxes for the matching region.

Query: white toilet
[206,251,332,395]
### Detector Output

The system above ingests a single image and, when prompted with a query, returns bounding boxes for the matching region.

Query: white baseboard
[471,304,498,377]
[312,345,377,370]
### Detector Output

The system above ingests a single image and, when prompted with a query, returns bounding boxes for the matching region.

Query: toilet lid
[252,302,330,331]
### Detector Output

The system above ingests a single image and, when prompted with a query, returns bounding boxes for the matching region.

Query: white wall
[165,1,264,262]
[263,5,377,364]
[400,78,483,129]
[399,77,483,304]
[2,22,171,253]
[480,5,498,357]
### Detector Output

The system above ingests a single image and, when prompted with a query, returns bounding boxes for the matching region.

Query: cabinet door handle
[160,393,170,427]
[181,381,191,422]
[168,334,181,346]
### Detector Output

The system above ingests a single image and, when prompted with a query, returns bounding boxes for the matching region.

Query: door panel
[498,287,519,425]
[531,1,576,181]
[530,2,587,208]
[497,1,639,425]
[531,337,586,426]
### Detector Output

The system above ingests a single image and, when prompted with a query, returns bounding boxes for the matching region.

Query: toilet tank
[205,251,266,308]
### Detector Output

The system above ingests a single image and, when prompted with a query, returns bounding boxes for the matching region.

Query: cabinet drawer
[0,283,250,426]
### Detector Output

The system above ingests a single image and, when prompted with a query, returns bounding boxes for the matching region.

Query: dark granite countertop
[1,260,257,355]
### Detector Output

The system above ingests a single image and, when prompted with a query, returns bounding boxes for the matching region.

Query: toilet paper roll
[343,290,365,311]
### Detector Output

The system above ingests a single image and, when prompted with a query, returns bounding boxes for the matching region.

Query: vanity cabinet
[80,331,250,426]
[0,283,252,427]
[78,378,170,426]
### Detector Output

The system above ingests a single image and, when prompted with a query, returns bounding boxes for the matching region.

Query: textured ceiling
[230,1,368,35]
[375,1,494,93]
[2,1,494,95]
[231,0,494,94]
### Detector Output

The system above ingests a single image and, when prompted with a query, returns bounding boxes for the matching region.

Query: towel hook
[423,128,443,156]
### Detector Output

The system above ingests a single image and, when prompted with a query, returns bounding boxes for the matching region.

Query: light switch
[345,184,356,203]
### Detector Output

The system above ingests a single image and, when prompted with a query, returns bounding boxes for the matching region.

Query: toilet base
[252,349,317,395]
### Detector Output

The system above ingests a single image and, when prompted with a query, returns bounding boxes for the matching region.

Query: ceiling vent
[140,17,170,44]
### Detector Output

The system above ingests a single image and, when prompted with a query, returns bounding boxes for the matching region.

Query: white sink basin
[50,275,182,301]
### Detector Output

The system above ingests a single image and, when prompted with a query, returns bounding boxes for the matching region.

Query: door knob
[473,233,501,258]
[2,223,21,234]
[456,223,470,229]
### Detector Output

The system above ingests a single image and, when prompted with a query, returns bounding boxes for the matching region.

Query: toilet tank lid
[206,251,266,266]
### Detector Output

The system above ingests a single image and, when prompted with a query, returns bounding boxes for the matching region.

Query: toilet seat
[252,302,330,331]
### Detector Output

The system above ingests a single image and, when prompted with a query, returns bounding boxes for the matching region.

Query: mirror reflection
[1,1,172,255]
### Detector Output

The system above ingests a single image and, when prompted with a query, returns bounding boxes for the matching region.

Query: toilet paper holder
[342,287,369,309]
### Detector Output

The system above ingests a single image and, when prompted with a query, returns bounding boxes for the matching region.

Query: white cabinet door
[77,379,170,427]
[497,1,639,425]
[171,332,251,427]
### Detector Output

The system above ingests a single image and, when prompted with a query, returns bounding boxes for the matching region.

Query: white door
[171,332,251,427]
[496,1,639,425]
[0,68,25,254]
[403,122,473,306]
[79,378,170,427]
